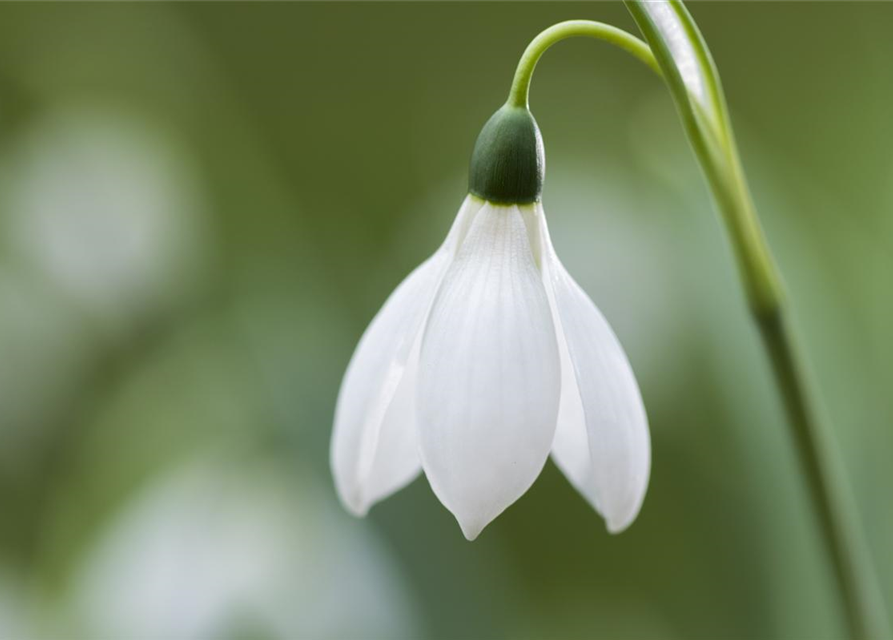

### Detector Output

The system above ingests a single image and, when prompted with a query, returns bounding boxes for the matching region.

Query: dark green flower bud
[468,104,544,204]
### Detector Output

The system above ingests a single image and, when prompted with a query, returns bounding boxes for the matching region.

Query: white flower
[331,194,651,540]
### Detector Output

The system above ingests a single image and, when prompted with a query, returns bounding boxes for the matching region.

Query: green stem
[507,20,661,109]
[512,10,890,639]
[759,310,890,640]
[623,5,890,635]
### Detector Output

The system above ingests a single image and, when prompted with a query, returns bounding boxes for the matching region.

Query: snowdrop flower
[332,104,650,540]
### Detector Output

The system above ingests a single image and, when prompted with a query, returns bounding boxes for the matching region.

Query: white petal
[418,203,560,540]
[331,196,483,516]
[540,207,651,533]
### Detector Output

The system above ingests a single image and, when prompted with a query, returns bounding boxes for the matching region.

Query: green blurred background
[0,2,891,639]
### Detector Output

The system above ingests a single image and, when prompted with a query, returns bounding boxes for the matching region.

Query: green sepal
[468,104,544,204]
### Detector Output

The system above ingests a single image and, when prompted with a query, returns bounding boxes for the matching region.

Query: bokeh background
[0,2,891,639]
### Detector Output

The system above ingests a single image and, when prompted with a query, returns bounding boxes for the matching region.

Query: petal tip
[604,500,645,535]
[459,520,484,542]
[336,485,371,518]
[606,518,631,535]
[348,503,370,519]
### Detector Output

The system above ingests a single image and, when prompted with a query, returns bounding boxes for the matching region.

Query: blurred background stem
[509,8,890,639]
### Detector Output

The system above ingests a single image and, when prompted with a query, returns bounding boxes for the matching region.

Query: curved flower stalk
[332,105,650,541]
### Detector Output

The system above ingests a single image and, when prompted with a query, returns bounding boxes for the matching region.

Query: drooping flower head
[332,101,650,540]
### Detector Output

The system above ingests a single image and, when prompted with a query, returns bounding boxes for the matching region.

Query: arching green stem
[507,20,661,110]
[511,8,890,639]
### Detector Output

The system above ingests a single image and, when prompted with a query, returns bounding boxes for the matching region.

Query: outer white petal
[331,196,482,516]
[540,207,651,533]
[418,203,560,540]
